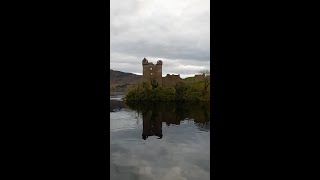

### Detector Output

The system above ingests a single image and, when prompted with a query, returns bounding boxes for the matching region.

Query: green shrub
[124,82,209,102]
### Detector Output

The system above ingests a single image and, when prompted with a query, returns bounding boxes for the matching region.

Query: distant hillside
[110,69,141,93]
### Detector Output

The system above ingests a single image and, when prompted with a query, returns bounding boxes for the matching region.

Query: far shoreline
[110,91,125,96]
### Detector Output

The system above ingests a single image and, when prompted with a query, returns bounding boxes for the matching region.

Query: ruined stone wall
[194,74,205,82]
[162,74,182,87]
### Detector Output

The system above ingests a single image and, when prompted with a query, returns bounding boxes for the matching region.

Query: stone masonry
[142,58,163,86]
[141,58,206,87]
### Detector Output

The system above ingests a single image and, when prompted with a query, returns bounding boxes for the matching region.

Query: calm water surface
[110,98,210,180]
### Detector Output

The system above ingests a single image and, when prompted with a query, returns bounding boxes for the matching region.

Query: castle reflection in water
[110,100,210,140]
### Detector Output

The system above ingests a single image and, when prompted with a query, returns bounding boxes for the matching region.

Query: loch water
[110,97,210,180]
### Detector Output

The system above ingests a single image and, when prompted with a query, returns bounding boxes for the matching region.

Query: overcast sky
[110,0,210,78]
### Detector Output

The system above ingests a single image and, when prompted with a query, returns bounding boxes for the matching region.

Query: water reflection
[125,101,210,139]
[141,105,163,140]
[110,99,127,112]
[110,100,210,134]
[110,100,210,180]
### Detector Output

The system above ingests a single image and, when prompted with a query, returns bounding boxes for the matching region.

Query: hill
[110,69,141,94]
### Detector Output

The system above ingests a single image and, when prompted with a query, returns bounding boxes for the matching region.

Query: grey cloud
[111,0,210,77]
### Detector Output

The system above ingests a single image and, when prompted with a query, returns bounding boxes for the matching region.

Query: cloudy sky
[110,0,210,78]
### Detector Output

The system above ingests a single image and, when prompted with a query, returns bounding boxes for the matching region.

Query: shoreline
[110,91,125,95]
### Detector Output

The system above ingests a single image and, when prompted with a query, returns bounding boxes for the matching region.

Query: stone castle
[141,57,206,87]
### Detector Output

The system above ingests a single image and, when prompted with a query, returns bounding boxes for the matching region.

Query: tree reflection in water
[125,101,210,140]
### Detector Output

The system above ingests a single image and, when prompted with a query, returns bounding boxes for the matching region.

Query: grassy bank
[124,81,210,102]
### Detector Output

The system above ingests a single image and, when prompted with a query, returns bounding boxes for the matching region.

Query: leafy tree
[150,79,159,89]
[198,69,210,95]
[124,80,209,102]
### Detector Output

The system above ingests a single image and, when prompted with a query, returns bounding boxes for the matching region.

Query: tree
[198,69,210,94]
[142,82,149,90]
[198,69,210,76]
[150,79,159,89]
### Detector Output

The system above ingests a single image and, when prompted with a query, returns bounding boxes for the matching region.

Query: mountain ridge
[110,69,141,93]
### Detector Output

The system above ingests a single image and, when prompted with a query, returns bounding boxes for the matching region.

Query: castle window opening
[151,73,153,75]
[150,68,152,70]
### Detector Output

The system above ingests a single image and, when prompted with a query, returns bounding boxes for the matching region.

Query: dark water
[110,99,210,180]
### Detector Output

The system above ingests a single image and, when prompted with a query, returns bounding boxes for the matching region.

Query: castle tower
[142,58,163,87]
